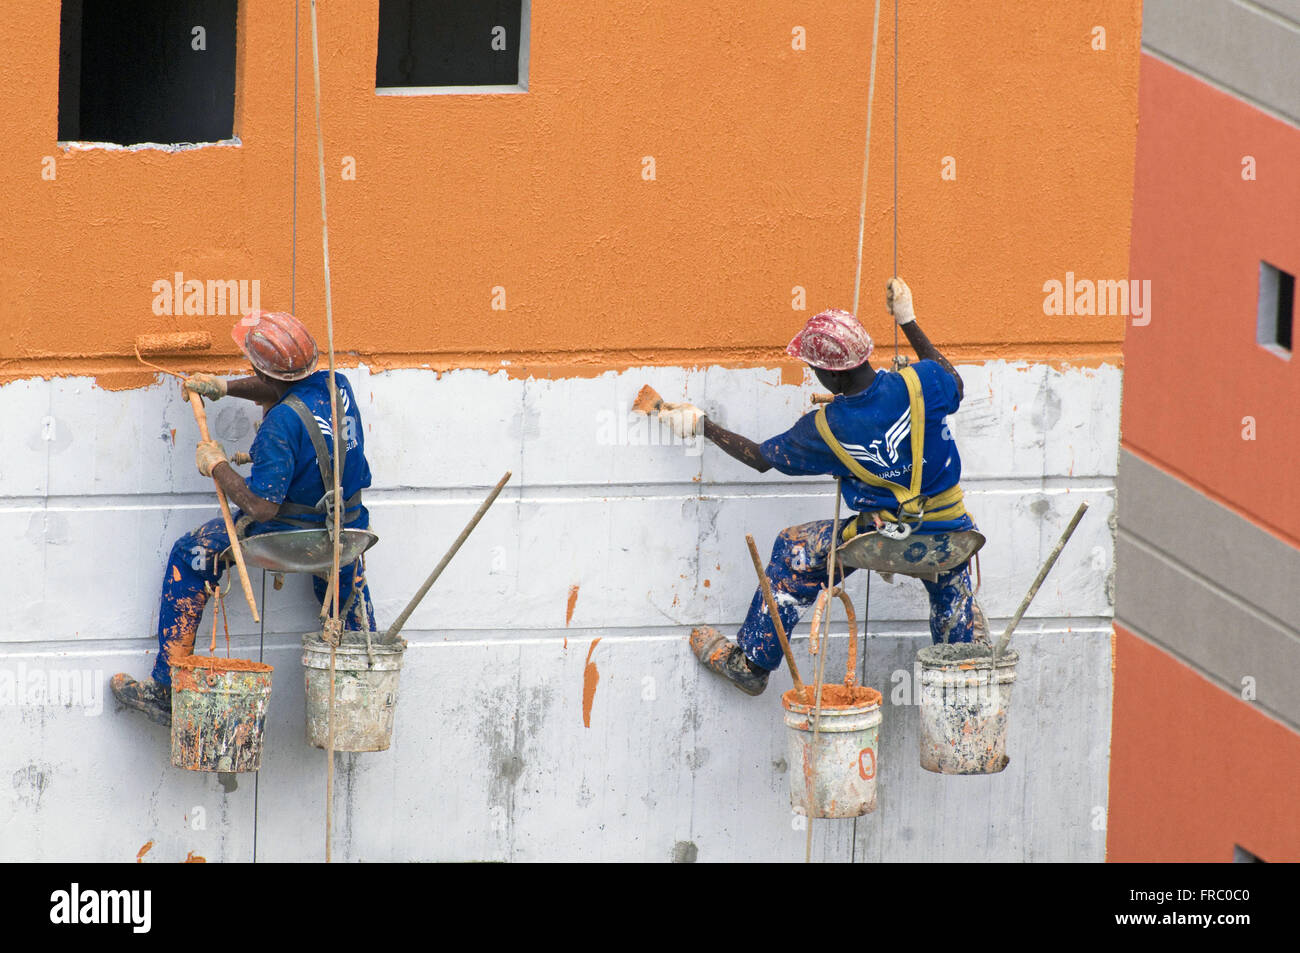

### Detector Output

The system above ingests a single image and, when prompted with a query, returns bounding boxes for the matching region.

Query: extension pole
[189,392,261,622]
[744,535,805,694]
[384,471,513,643]
[993,501,1089,661]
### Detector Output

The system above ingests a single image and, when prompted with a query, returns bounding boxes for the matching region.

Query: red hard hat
[231,311,319,381]
[786,308,874,371]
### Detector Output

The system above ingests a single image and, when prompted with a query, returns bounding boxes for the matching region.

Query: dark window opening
[58,0,238,145]
[376,0,527,91]
[1257,261,1294,358]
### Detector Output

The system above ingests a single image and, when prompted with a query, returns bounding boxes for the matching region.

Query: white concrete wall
[0,360,1118,862]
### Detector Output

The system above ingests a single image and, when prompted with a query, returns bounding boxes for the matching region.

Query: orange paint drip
[136,840,154,863]
[565,584,580,626]
[582,638,601,728]
[172,566,182,583]
[184,851,206,863]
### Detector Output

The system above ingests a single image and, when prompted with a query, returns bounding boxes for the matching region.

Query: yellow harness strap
[814,365,966,539]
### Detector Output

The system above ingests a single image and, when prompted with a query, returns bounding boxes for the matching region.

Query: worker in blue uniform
[661,279,986,696]
[111,311,375,726]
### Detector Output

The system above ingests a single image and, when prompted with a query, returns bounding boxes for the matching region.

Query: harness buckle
[878,519,913,540]
[879,496,926,540]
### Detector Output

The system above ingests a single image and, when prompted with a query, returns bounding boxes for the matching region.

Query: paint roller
[134,331,260,622]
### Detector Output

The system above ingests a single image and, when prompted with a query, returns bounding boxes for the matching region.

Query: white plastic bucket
[302,633,406,752]
[782,685,883,818]
[917,644,1018,774]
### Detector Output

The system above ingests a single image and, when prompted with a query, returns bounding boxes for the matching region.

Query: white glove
[658,402,704,438]
[195,439,228,477]
[184,373,228,401]
[886,277,916,326]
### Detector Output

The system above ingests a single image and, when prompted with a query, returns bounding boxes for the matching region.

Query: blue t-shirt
[760,360,971,532]
[244,371,371,533]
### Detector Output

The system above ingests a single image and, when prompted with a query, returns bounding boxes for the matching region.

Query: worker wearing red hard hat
[112,310,376,725]
[662,279,986,696]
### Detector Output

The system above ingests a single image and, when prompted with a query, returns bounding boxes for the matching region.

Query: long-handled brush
[134,332,260,622]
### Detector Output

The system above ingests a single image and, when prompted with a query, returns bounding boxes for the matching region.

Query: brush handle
[189,392,260,623]
[746,534,805,694]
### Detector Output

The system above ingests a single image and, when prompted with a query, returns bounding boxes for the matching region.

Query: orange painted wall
[1124,55,1300,545]
[0,1,1139,387]
[1107,626,1300,862]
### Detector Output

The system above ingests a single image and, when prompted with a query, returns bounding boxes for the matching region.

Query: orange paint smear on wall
[565,585,579,626]
[1107,626,1300,862]
[581,638,601,729]
[0,3,1136,387]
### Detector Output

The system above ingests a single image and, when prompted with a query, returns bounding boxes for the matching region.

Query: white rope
[851,0,884,320]
[308,0,343,866]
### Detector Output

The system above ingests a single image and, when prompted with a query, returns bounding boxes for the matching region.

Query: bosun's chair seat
[219,528,379,576]
[836,529,985,582]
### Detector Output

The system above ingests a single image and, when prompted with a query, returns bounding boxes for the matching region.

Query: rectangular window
[58,0,238,147]
[1257,261,1294,359]
[376,0,529,95]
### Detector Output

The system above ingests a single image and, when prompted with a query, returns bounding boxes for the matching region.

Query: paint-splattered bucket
[170,655,273,773]
[302,633,406,752]
[782,685,883,818]
[917,644,1018,774]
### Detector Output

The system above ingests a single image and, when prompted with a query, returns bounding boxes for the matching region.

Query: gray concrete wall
[0,361,1118,862]
[1142,0,1300,125]
[1115,450,1300,732]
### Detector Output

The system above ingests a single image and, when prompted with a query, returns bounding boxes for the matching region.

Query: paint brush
[631,384,664,415]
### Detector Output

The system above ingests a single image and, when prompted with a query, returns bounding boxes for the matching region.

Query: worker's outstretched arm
[658,403,773,473]
[185,374,280,405]
[888,278,964,399]
[703,418,773,473]
[196,441,281,523]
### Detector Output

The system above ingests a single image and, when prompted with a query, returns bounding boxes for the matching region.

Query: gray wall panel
[1142,0,1300,125]
[1116,450,1300,630]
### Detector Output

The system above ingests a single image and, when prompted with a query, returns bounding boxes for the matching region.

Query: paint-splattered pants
[150,516,376,687]
[737,520,975,672]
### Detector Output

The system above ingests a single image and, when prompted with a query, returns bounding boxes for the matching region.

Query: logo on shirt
[841,407,910,469]
[313,388,359,451]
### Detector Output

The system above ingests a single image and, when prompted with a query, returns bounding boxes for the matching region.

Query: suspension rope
[892,0,899,365]
[851,0,884,320]
[308,0,343,865]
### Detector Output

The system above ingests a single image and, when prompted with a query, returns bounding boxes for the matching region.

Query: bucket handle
[806,585,859,687]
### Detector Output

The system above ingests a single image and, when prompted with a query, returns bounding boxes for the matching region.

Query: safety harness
[274,386,364,530]
[814,365,966,541]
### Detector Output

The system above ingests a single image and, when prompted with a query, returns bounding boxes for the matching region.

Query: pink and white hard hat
[785,308,874,371]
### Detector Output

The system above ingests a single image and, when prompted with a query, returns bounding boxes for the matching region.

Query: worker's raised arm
[888,278,964,399]
[185,373,281,405]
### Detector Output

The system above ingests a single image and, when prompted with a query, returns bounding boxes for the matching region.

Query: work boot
[972,601,991,647]
[110,674,172,727]
[689,627,769,697]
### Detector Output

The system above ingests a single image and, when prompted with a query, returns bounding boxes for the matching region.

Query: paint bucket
[301,633,407,752]
[780,588,881,818]
[916,643,1019,774]
[170,655,273,773]
[782,684,883,818]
